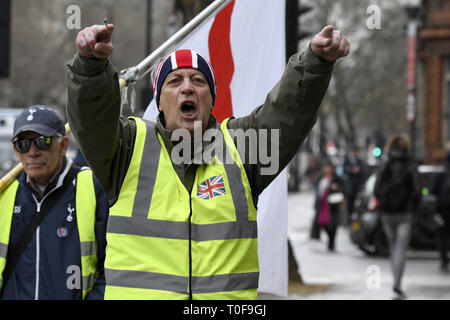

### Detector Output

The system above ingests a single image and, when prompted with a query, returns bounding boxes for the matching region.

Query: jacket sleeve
[66,52,136,204]
[85,178,109,300]
[226,45,334,200]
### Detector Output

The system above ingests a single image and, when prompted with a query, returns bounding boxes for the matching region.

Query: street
[261,187,450,300]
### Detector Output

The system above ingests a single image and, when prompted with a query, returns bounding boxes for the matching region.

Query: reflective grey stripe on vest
[218,128,249,221]
[80,241,98,291]
[105,268,258,293]
[0,242,7,259]
[107,215,257,241]
[105,268,189,294]
[80,241,97,256]
[192,272,259,293]
[83,273,97,291]
[132,120,161,219]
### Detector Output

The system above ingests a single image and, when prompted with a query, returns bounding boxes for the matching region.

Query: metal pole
[140,0,153,112]
[119,0,231,88]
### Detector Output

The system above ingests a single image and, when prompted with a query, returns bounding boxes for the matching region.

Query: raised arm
[228,25,349,198]
[66,24,136,204]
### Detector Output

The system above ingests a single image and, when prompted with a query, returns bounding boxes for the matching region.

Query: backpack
[375,161,413,213]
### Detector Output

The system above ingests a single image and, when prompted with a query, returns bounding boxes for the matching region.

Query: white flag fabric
[143,0,288,296]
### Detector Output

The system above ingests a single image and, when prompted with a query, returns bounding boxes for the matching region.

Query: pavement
[259,185,450,300]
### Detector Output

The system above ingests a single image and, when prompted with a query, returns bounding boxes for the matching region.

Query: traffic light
[285,0,312,62]
[0,0,11,78]
[372,146,382,157]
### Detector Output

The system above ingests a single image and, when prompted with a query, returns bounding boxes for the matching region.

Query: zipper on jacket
[188,198,193,300]
[34,202,41,300]
[27,161,72,300]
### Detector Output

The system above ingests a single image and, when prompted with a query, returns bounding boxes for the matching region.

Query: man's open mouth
[180,102,197,118]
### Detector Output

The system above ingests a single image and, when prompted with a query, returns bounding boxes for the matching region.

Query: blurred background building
[419,0,450,163]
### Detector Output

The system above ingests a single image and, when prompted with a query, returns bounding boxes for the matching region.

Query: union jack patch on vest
[197,175,226,200]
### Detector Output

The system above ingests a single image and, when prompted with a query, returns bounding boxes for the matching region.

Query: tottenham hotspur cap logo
[13,105,67,140]
[27,108,37,121]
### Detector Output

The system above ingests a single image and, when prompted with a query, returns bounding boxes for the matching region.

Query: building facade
[419,0,450,163]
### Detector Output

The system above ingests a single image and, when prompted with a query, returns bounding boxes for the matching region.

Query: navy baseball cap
[12,105,66,140]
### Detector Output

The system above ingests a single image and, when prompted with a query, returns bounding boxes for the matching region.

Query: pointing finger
[321,25,334,38]
[96,24,115,41]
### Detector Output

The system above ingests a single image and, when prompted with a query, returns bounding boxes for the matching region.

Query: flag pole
[119,0,231,89]
[0,0,230,193]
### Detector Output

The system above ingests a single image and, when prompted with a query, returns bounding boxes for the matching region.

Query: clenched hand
[76,24,115,59]
[311,25,350,62]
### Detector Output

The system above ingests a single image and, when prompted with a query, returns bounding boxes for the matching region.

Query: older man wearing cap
[0,106,109,300]
[66,23,349,300]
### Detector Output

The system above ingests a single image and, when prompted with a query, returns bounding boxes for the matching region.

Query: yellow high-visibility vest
[105,117,259,300]
[0,169,98,299]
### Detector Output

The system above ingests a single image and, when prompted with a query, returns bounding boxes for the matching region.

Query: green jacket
[66,45,333,207]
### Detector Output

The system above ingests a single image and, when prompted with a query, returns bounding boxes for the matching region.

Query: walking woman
[313,161,345,251]
[374,134,421,300]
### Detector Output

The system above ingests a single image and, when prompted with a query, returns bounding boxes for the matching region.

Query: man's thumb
[321,25,334,38]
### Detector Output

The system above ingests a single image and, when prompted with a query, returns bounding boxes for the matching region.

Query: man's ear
[59,136,70,157]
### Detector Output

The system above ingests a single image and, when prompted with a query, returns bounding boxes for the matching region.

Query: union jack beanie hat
[153,49,217,107]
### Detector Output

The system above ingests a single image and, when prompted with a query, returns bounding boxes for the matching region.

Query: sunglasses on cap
[12,135,63,154]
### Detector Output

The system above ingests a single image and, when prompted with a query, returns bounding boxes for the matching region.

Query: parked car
[349,165,446,256]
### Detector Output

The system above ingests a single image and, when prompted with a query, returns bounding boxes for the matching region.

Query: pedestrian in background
[432,151,450,273]
[343,146,365,224]
[0,106,109,300]
[374,133,420,300]
[312,161,345,251]
[305,153,322,192]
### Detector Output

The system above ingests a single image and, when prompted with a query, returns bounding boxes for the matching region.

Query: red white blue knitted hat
[153,49,217,107]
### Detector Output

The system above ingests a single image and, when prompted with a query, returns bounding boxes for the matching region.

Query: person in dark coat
[312,161,346,251]
[374,133,420,300]
[343,146,365,224]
